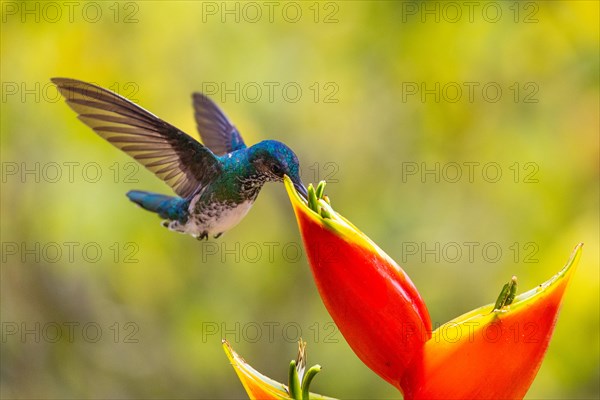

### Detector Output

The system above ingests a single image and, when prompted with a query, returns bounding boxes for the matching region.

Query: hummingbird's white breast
[165,197,254,239]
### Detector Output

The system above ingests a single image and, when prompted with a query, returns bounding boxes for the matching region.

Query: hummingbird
[52,78,308,240]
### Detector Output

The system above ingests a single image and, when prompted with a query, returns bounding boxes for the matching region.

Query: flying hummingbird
[52,78,308,240]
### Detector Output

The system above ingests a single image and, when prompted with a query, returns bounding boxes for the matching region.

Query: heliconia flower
[222,339,337,400]
[283,177,432,389]
[401,243,582,399]
[283,176,582,399]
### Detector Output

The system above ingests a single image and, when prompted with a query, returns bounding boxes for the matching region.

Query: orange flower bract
[402,243,582,399]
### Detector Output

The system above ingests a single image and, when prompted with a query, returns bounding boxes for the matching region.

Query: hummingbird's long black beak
[294,181,309,201]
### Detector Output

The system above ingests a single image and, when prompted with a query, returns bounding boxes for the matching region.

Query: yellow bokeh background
[1,1,598,398]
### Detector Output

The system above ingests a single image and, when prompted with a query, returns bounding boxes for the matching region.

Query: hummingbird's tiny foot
[214,232,223,239]
[197,231,209,241]
[161,220,169,228]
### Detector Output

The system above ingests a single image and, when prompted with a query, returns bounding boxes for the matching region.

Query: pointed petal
[222,341,336,400]
[401,244,583,399]
[283,176,432,389]
[223,341,291,399]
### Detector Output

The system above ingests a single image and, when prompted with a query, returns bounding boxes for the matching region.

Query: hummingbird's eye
[271,163,283,175]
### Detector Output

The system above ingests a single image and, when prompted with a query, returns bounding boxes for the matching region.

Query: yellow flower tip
[284,175,306,205]
[283,175,372,248]
[223,340,336,400]
[222,339,231,356]
[222,340,290,399]
[513,241,582,306]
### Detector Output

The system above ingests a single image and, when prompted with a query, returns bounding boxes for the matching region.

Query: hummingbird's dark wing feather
[192,93,247,156]
[52,78,221,198]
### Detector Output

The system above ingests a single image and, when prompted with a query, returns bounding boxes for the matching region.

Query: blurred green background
[1,1,598,399]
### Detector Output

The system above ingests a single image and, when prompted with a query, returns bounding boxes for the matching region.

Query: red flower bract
[284,177,431,389]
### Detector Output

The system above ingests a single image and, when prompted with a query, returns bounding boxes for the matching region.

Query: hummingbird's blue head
[248,140,308,199]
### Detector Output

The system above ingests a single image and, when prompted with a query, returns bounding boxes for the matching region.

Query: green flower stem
[288,359,301,400]
[301,365,322,400]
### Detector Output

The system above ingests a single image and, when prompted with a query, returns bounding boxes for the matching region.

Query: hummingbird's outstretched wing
[52,78,221,199]
[192,93,247,156]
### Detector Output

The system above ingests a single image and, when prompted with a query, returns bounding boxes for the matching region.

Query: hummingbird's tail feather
[126,190,189,221]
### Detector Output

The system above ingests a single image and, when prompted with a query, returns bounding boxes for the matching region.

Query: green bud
[315,180,326,200]
[301,365,322,400]
[307,184,320,214]
[318,199,332,219]
[288,359,301,400]
[506,276,518,305]
[493,275,518,311]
